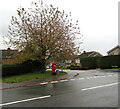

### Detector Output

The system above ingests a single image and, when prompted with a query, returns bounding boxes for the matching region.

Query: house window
[75,59,80,64]
[66,60,71,64]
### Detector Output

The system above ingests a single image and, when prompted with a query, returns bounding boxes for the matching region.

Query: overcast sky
[0,0,119,55]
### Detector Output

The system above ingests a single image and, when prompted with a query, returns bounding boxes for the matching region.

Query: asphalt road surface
[1,70,119,107]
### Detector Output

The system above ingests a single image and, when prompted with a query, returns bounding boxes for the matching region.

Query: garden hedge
[80,57,101,69]
[70,67,89,70]
[66,65,81,69]
[2,60,42,77]
[80,55,120,69]
[99,55,120,69]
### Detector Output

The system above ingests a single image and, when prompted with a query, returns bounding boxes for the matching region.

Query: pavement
[1,69,118,107]
[1,69,84,89]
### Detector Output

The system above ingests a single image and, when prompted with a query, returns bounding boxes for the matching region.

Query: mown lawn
[2,70,67,83]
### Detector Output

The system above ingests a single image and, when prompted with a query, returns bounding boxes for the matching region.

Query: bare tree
[5,1,82,72]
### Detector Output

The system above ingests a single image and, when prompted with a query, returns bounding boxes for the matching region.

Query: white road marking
[78,78,85,80]
[0,95,51,106]
[95,76,100,78]
[70,79,76,81]
[51,81,58,84]
[93,76,98,78]
[38,74,117,85]
[87,77,94,79]
[60,80,68,82]
[88,77,93,79]
[108,75,112,76]
[40,82,48,85]
[86,77,90,79]
[81,82,118,91]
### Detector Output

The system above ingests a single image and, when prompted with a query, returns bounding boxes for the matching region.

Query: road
[1,70,119,107]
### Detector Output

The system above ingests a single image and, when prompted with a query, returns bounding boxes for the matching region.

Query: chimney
[7,48,11,55]
[83,51,86,53]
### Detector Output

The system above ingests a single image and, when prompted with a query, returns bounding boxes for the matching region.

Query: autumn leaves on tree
[6,1,82,71]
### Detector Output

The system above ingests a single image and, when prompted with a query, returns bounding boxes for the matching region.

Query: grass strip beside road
[103,68,120,71]
[2,70,67,83]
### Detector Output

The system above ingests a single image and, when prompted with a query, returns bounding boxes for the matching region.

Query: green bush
[80,57,101,69]
[2,60,42,77]
[70,67,89,70]
[66,64,81,69]
[80,55,120,69]
[99,55,120,69]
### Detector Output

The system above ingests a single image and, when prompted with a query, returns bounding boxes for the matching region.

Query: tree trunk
[40,59,46,73]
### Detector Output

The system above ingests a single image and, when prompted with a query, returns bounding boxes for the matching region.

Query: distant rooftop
[2,48,18,59]
[107,45,120,53]
[79,51,102,58]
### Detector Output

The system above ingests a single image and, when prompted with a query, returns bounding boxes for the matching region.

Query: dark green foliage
[80,55,120,69]
[2,60,42,77]
[22,60,43,71]
[80,57,101,69]
[70,67,89,70]
[99,55,120,69]
[66,64,88,70]
[66,64,81,69]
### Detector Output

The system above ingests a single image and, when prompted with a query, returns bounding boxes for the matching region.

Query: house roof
[107,45,120,54]
[79,51,102,58]
[2,48,18,59]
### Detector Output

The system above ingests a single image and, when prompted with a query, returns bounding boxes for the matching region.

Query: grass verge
[2,70,67,83]
[103,68,120,71]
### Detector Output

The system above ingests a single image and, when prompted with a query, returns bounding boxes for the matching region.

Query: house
[2,48,18,64]
[65,51,102,66]
[65,55,80,66]
[79,51,103,58]
[107,45,120,55]
[2,48,18,59]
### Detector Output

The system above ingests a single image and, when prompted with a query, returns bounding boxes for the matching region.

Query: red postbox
[52,62,56,75]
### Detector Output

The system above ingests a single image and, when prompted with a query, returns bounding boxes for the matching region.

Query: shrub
[66,64,89,70]
[80,57,101,69]
[66,64,81,69]
[70,67,89,70]
[80,55,120,69]
[99,55,120,69]
[2,60,42,77]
